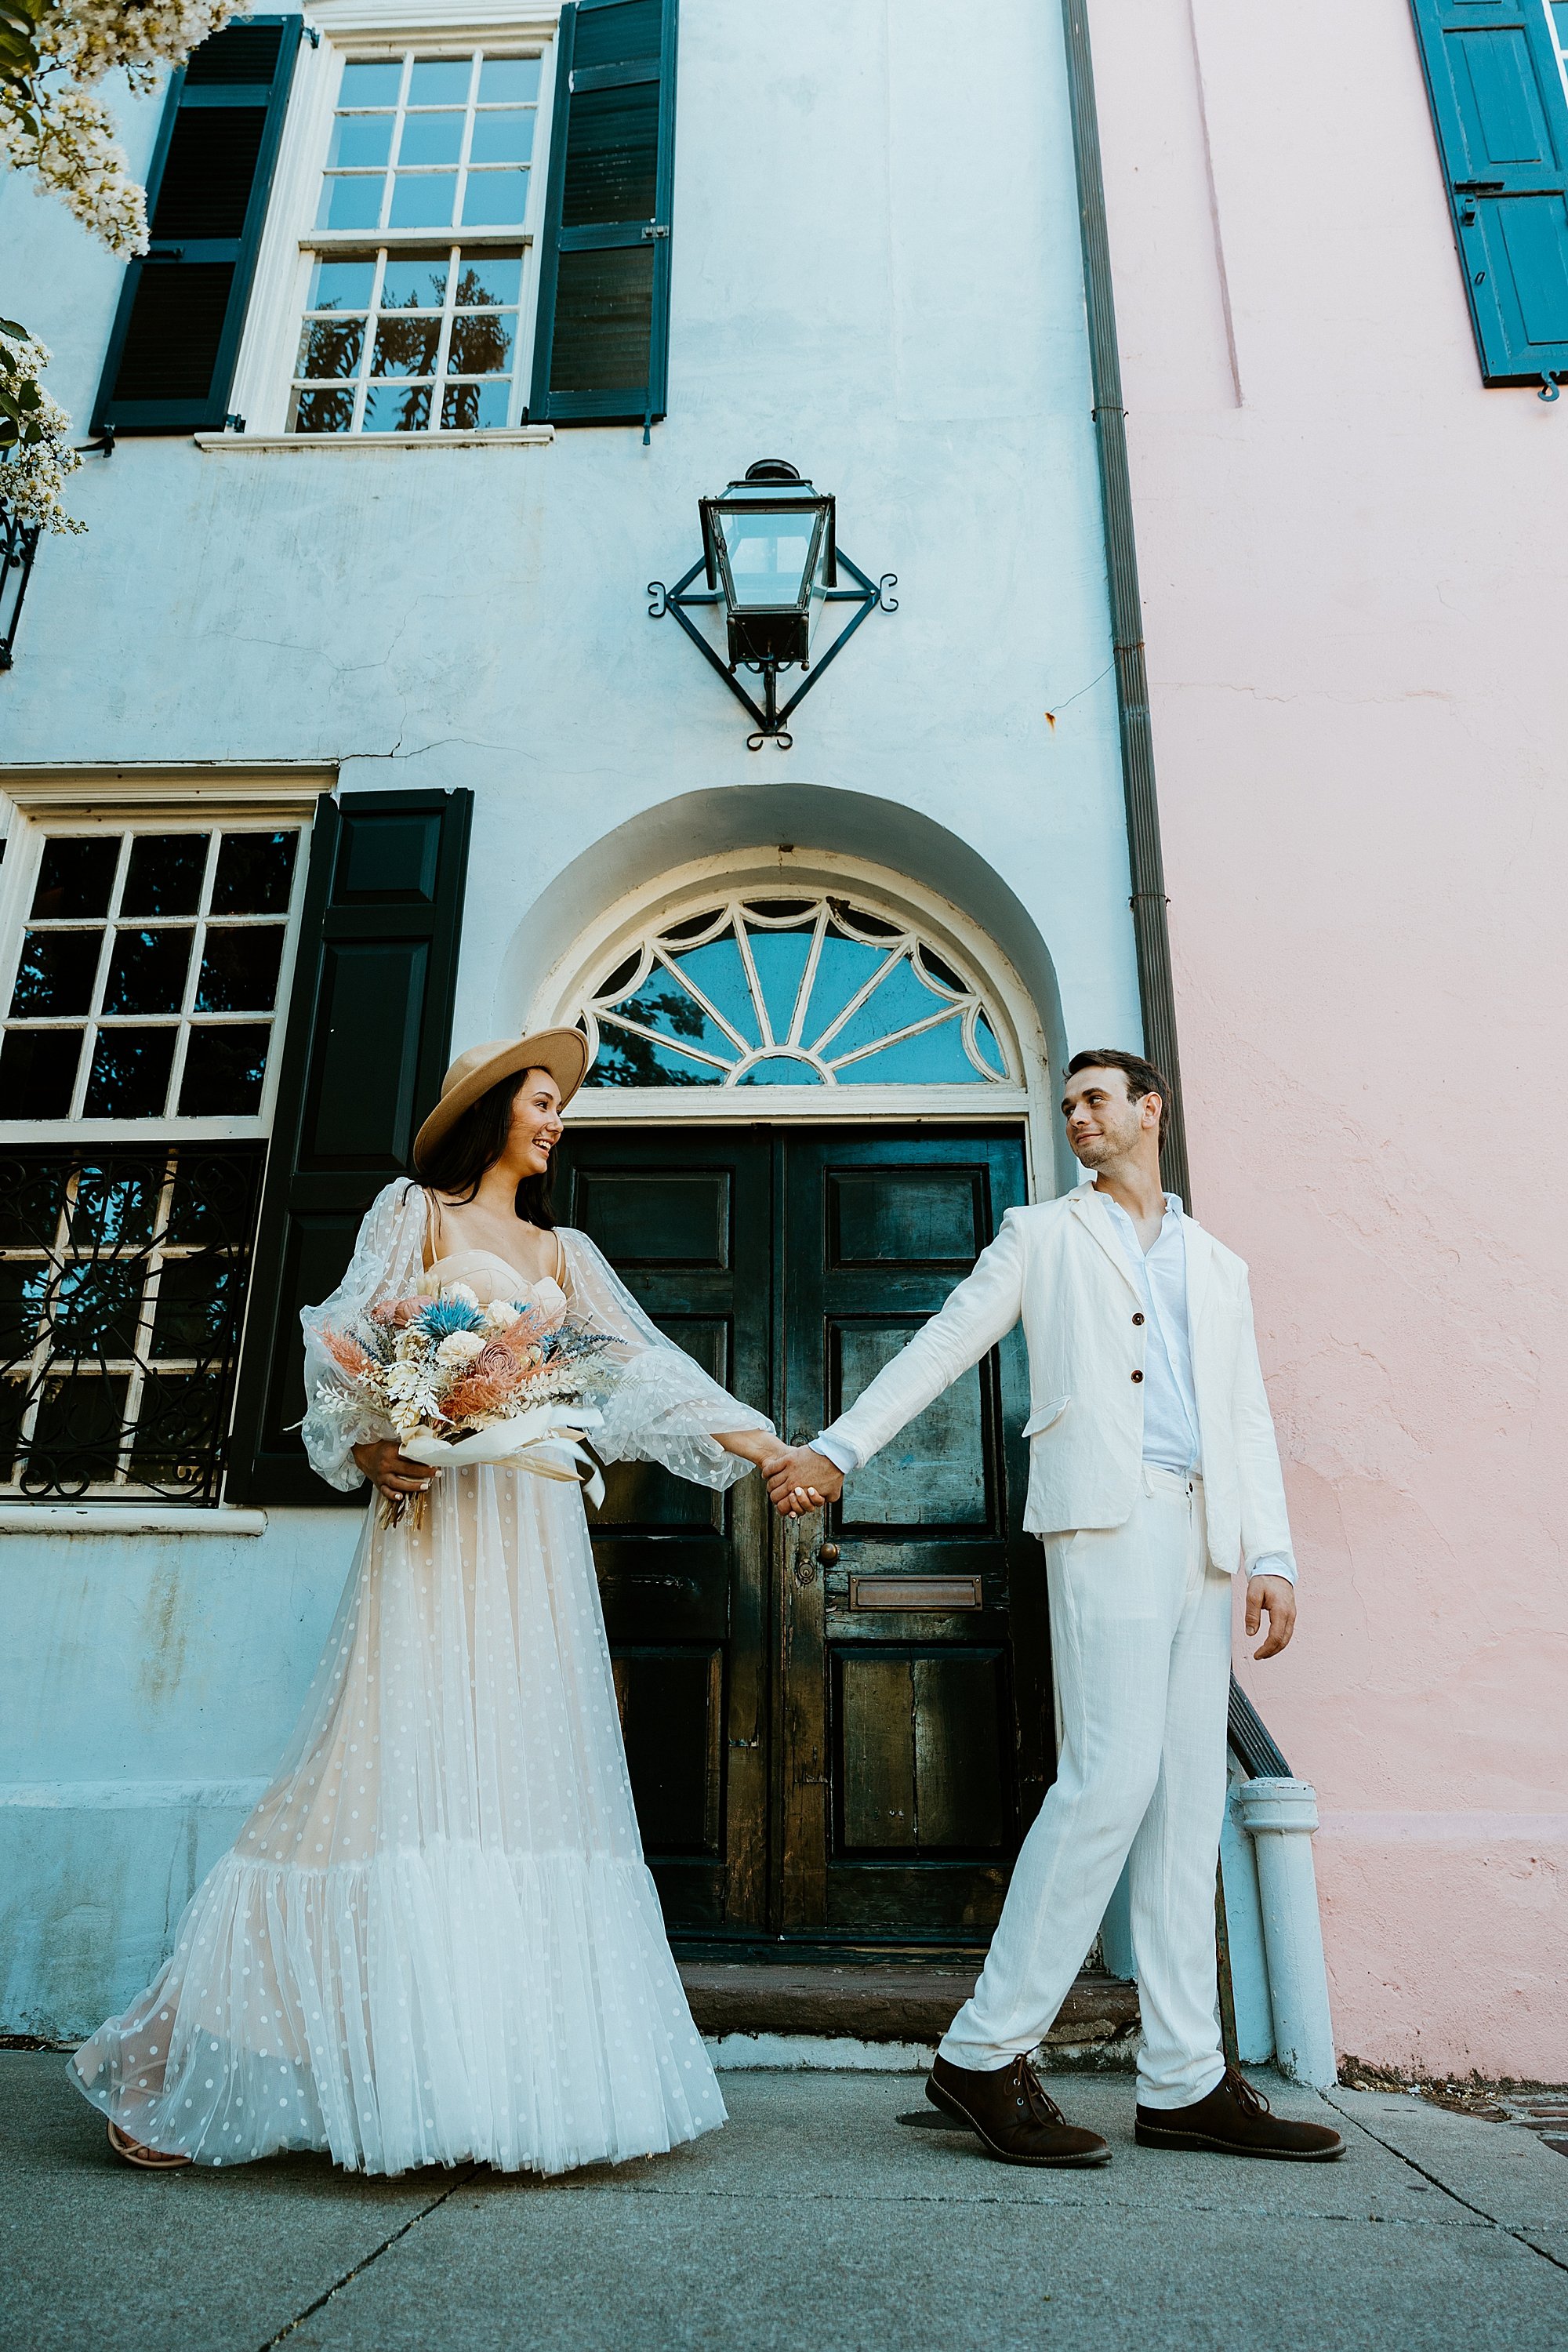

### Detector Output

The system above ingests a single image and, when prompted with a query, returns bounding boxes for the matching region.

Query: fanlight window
[579,898,1011,1088]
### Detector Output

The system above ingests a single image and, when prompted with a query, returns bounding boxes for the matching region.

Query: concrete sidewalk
[3,2054,1566,2352]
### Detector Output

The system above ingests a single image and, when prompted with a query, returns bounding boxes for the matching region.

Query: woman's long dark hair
[412,1067,557,1228]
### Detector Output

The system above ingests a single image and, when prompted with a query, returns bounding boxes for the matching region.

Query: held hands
[353,1438,437,1501]
[763,1444,845,1519]
[1246,1573,1296,1660]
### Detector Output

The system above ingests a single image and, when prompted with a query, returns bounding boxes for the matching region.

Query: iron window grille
[0,1144,264,1501]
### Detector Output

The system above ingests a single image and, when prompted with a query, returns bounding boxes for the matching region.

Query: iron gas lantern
[648,459,897,750]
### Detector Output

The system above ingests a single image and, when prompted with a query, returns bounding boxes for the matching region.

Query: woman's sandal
[107,2121,191,2169]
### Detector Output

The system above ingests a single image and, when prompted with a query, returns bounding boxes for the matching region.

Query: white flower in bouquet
[437,1330,487,1366]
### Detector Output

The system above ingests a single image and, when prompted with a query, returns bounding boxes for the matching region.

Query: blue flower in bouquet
[418,1290,486,1339]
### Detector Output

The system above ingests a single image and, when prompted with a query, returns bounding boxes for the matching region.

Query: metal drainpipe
[1058,0,1334,2085]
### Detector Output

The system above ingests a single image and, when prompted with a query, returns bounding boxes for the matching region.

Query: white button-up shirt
[1093,1185,1200,1476]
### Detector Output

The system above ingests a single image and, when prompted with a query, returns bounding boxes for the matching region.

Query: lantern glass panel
[719,509,817,609]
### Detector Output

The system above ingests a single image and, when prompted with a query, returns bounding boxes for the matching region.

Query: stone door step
[679,1960,1138,2056]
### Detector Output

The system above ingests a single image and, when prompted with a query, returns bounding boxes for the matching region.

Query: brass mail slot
[848,1574,982,1612]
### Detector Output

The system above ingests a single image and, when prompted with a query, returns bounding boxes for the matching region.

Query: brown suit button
[1131,1370,1144,1384]
[1132,1312,1145,1326]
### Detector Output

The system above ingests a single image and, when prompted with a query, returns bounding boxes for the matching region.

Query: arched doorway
[541,859,1055,1951]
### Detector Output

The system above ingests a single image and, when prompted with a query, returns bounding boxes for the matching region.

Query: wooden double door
[553,1124,1051,1947]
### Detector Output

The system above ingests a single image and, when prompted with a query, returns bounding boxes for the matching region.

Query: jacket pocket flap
[1022,1396,1069,1439]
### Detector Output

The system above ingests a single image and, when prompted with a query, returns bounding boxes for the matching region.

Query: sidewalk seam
[254,2165,478,2350]
[1324,2095,1568,2276]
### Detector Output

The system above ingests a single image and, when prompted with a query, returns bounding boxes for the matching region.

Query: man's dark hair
[1064,1048,1171,1146]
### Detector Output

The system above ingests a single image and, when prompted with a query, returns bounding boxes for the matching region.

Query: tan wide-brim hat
[413,1028,592,1165]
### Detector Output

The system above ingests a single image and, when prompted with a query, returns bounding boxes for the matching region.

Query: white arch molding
[523,848,1056,1169]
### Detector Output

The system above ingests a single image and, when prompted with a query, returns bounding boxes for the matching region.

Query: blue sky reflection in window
[580,898,1010,1087]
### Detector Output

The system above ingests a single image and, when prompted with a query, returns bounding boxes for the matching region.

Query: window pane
[736,1054,821,1085]
[130,1373,224,1487]
[10,930,101,1018]
[469,109,533,165]
[461,169,528,226]
[289,385,356,434]
[830,1018,978,1085]
[614,968,735,1062]
[196,928,284,1011]
[441,379,510,430]
[381,252,448,308]
[31,837,118,920]
[0,1260,48,1356]
[0,1158,69,1247]
[0,1029,82,1118]
[318,175,384,231]
[801,934,892,1050]
[103,927,193,1016]
[825,956,946,1062]
[27,1374,129,1488]
[390,172,456,227]
[478,56,539,103]
[372,314,441,376]
[339,59,401,107]
[593,1028,719,1087]
[456,250,522,306]
[670,934,762,1047]
[408,56,471,103]
[746,924,816,1045]
[177,1024,270,1116]
[397,109,463,165]
[166,1149,258,1242]
[362,382,431,433]
[447,310,514,373]
[121,833,209,917]
[84,1027,176,1119]
[151,1256,244,1357]
[211,831,298,916]
[52,1258,145,1356]
[296,317,365,378]
[327,113,393,169]
[71,1158,165,1248]
[307,254,377,310]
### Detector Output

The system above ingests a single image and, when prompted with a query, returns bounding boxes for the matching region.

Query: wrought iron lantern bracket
[648,542,897,752]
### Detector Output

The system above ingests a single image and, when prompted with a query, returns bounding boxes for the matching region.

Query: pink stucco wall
[1090,0,1568,2077]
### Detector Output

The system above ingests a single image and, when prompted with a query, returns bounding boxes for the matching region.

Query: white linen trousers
[938,1465,1232,2109]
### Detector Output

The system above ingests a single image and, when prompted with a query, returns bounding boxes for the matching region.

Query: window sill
[194,427,554,453]
[0,1503,268,1535]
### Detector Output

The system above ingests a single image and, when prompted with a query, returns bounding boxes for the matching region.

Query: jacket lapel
[1067,1184,1140,1298]
[1182,1214,1215,1357]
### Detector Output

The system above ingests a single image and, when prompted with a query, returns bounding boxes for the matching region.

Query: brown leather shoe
[926,2053,1111,2167]
[1135,2067,1345,2161]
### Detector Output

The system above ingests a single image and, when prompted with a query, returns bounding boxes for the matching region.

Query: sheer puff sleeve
[560,1227,775,1489]
[299,1180,429,1492]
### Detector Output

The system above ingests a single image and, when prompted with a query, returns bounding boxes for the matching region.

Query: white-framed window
[276,36,551,438]
[0,796,315,1502]
[0,818,308,1136]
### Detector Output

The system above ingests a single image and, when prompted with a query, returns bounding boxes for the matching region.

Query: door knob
[816,1542,840,1566]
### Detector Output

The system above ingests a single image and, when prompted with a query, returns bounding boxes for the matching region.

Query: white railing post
[1233,1777,1338,2089]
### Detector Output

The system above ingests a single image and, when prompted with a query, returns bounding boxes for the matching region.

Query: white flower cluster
[0,326,85,535]
[0,0,244,259]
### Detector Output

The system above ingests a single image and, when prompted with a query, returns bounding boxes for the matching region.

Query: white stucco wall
[1,0,1145,2033]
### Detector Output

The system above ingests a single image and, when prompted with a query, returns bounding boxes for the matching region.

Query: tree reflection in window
[580,898,1011,1088]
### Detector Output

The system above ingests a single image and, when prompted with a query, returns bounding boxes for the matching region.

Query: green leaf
[0,318,27,339]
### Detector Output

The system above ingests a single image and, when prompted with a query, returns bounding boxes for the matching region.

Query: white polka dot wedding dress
[71,1182,774,2176]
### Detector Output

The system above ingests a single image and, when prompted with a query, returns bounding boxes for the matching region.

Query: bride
[72,1029,782,2176]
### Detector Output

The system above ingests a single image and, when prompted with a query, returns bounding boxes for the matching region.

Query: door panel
[554,1130,771,1933]
[781,1129,1040,1940]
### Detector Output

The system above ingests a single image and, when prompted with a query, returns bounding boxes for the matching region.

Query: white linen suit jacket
[820,1181,1296,1580]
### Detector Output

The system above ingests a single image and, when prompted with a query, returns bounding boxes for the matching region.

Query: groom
[766,1051,1342,2165]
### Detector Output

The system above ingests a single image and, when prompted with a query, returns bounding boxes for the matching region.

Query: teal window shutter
[1409,0,1568,388]
[226,789,474,1504]
[529,0,678,432]
[93,16,301,434]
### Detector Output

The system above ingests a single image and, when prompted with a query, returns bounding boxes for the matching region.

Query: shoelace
[1011,2055,1068,2129]
[1223,2066,1271,2120]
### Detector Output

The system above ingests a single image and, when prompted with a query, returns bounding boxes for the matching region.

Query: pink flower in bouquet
[372,1296,424,1329]
[325,1329,376,1377]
